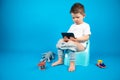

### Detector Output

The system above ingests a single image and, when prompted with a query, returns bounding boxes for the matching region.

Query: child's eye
[72,17,80,19]
[76,17,80,18]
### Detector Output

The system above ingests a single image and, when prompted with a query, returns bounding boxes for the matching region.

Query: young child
[52,2,91,72]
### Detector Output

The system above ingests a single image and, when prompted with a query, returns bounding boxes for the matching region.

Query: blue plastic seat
[64,41,90,66]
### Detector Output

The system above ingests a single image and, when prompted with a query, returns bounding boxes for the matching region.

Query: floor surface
[0,52,120,80]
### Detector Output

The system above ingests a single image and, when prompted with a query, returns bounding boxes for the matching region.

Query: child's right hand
[63,36,69,42]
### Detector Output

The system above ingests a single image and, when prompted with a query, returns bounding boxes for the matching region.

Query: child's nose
[74,18,78,21]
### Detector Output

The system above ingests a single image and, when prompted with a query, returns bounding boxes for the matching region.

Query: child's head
[70,2,85,16]
[70,2,85,24]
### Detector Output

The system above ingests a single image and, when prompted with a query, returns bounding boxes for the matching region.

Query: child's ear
[83,13,86,18]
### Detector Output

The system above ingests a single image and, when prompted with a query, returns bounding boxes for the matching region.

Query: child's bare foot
[51,61,63,66]
[68,61,75,72]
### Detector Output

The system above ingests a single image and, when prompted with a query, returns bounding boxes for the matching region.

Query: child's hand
[69,37,77,42]
[63,36,69,42]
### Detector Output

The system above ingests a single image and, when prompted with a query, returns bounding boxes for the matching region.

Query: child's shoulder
[83,22,90,26]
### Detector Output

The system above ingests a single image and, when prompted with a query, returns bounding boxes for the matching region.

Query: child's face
[71,13,85,25]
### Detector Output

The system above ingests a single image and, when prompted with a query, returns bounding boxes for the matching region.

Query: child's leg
[69,61,75,72]
[52,49,64,66]
[68,50,76,72]
[52,39,67,66]
[74,41,85,51]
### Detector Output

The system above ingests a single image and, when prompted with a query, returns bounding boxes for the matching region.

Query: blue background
[0,0,120,80]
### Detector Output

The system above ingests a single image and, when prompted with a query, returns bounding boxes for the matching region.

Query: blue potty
[64,41,90,66]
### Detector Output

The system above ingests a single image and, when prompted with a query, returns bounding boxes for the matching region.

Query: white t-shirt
[67,22,91,47]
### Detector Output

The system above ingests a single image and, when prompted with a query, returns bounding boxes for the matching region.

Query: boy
[52,2,91,72]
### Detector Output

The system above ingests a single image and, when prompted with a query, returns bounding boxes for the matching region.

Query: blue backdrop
[1,0,120,54]
[1,0,120,80]
[1,0,120,55]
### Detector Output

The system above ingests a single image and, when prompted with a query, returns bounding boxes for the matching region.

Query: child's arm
[70,35,90,42]
[77,35,90,42]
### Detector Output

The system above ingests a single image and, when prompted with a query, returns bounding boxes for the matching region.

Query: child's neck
[75,22,84,25]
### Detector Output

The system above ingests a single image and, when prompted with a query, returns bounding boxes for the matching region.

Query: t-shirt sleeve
[84,24,91,35]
